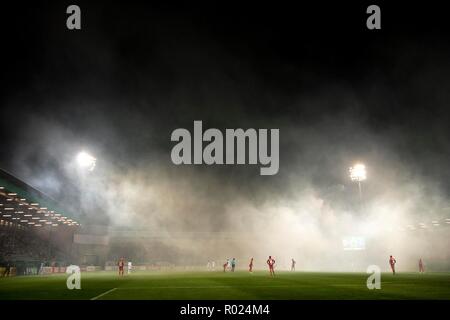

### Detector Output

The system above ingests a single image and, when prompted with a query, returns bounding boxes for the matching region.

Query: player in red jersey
[267,256,275,276]
[118,257,125,276]
[419,258,425,273]
[249,257,254,273]
[389,255,396,275]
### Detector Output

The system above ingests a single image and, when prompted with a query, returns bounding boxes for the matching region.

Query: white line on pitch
[118,285,306,289]
[91,288,117,300]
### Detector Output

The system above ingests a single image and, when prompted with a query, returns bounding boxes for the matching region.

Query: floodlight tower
[349,163,367,201]
[76,151,96,171]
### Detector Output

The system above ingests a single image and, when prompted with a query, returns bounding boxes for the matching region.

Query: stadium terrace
[0,169,79,228]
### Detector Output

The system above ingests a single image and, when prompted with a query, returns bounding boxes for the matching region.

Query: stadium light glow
[349,163,367,182]
[76,151,96,171]
[349,163,367,201]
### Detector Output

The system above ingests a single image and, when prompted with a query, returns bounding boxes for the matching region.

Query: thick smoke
[2,5,449,271]
[5,102,449,271]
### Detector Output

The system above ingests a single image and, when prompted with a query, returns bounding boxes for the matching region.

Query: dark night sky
[0,1,449,216]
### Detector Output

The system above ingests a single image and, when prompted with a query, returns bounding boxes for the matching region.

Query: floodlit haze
[1,3,449,270]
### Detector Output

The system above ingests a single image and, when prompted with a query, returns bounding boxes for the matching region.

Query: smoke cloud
[1,3,449,271]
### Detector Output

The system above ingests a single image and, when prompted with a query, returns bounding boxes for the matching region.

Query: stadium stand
[0,168,79,276]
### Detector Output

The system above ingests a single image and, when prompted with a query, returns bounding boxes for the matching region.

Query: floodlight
[349,163,367,200]
[76,151,97,171]
[349,163,367,182]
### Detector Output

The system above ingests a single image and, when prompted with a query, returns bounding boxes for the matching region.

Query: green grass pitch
[1,271,449,300]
